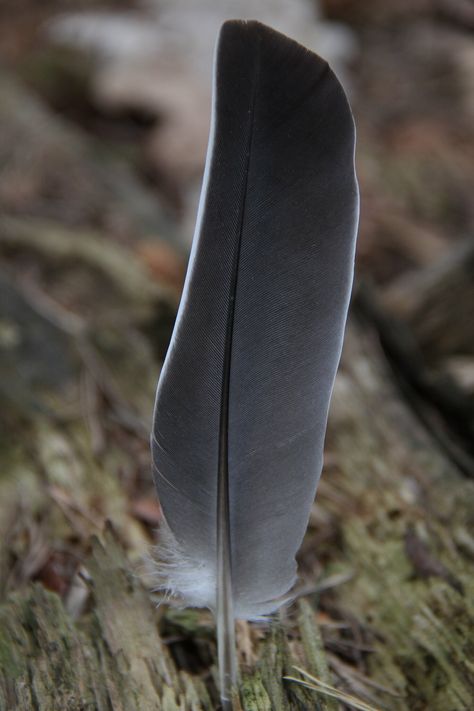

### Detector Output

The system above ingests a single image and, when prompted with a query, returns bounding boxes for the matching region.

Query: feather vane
[151,19,359,706]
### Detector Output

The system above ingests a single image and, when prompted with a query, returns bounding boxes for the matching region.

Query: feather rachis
[216,24,261,700]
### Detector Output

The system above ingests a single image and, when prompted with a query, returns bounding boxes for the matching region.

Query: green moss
[240,672,272,711]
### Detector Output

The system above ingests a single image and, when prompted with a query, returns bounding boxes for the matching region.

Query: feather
[151,19,359,706]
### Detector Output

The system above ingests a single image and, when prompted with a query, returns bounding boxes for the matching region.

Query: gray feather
[151,20,359,620]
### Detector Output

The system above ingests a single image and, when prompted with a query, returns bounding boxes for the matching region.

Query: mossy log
[0,305,472,710]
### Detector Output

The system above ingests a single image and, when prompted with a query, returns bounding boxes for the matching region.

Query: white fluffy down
[148,518,295,620]
[148,517,217,610]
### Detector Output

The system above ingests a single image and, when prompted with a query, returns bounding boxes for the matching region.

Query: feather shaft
[216,35,260,698]
[217,369,236,700]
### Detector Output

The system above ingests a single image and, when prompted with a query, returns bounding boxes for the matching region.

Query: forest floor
[0,1,473,709]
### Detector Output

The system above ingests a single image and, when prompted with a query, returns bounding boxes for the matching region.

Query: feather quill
[151,19,359,707]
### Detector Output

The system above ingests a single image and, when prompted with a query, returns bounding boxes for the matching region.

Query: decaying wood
[354,282,474,478]
[384,240,474,359]
[322,320,474,710]
[1,295,473,709]
[367,241,474,474]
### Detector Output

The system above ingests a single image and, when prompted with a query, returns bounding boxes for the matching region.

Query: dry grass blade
[284,666,381,711]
